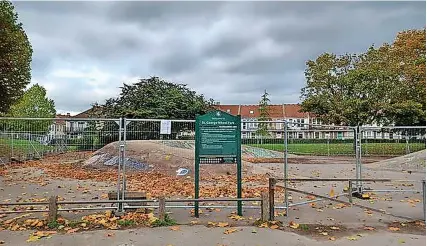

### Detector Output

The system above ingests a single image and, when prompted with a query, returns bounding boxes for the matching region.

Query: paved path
[0,226,425,246]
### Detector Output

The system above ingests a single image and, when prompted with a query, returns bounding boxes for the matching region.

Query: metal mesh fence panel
[286,122,355,156]
[361,126,426,156]
[0,118,119,164]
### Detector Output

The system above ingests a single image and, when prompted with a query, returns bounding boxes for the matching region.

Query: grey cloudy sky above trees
[13,1,426,114]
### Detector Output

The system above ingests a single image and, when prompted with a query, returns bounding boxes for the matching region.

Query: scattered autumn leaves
[0,157,276,199]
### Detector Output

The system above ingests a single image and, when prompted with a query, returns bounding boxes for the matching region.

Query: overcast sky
[13,1,426,115]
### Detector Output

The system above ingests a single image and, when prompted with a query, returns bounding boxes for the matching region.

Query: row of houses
[44,104,421,141]
[46,108,97,142]
[215,104,358,139]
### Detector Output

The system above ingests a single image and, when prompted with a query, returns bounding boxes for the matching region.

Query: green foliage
[0,0,33,114]
[101,76,212,119]
[151,214,177,227]
[300,224,309,231]
[300,28,426,126]
[117,219,135,227]
[47,220,60,229]
[7,84,56,133]
[256,89,272,138]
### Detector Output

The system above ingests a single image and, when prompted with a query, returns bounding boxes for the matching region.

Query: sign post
[194,110,242,217]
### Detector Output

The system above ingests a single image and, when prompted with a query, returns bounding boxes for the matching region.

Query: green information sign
[198,110,239,157]
[194,110,242,217]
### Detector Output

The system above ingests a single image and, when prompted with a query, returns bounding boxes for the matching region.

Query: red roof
[73,106,102,118]
[213,104,312,119]
[54,114,68,124]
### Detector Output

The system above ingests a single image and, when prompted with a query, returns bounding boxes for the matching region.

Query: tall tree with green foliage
[256,90,272,139]
[102,77,211,119]
[100,76,213,140]
[300,28,426,126]
[8,84,56,132]
[0,0,33,114]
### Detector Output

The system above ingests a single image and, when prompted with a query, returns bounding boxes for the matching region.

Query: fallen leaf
[224,228,237,234]
[320,232,328,236]
[398,239,406,244]
[389,227,400,231]
[329,236,336,241]
[169,226,180,231]
[330,226,340,230]
[190,220,198,225]
[258,222,268,228]
[251,229,257,233]
[347,236,358,241]
[270,225,279,229]
[363,226,375,231]
[329,188,335,197]
[289,221,299,229]
[207,221,217,227]
[34,231,56,237]
[67,228,79,234]
[105,210,112,218]
[217,222,229,228]
[27,235,41,242]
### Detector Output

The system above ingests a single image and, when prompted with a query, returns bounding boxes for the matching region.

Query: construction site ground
[0,149,425,245]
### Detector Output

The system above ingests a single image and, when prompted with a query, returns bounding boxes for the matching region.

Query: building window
[298,133,303,139]
[242,123,246,129]
[250,110,254,114]
[226,109,230,113]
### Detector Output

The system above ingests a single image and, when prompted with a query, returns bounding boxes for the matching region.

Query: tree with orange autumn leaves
[301,28,426,126]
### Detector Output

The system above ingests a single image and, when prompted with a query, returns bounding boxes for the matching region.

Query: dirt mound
[367,150,426,173]
[84,140,256,176]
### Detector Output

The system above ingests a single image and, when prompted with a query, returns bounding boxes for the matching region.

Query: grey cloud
[203,35,256,59]
[12,1,427,112]
[107,1,224,29]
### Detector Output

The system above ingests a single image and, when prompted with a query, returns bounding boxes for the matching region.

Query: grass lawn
[248,142,426,156]
[0,138,57,157]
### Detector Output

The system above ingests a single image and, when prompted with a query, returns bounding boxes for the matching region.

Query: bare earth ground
[0,149,425,245]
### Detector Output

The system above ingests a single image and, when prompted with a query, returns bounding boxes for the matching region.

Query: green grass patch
[300,224,310,231]
[248,142,426,156]
[0,138,54,156]
[47,220,61,229]
[151,214,177,227]
[118,219,136,227]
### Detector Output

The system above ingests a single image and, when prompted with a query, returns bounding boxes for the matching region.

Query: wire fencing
[0,117,120,164]
[1,117,426,164]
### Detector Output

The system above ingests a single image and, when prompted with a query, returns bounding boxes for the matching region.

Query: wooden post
[48,195,58,222]
[261,192,268,222]
[158,196,166,221]
[269,178,275,221]
[348,180,353,203]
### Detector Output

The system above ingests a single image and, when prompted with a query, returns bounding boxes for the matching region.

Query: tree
[0,0,33,114]
[8,84,56,133]
[256,89,272,139]
[300,53,371,126]
[102,77,211,119]
[300,28,426,126]
[100,76,213,140]
[384,28,426,126]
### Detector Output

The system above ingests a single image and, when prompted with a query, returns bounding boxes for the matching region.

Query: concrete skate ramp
[367,150,426,173]
[83,140,279,176]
